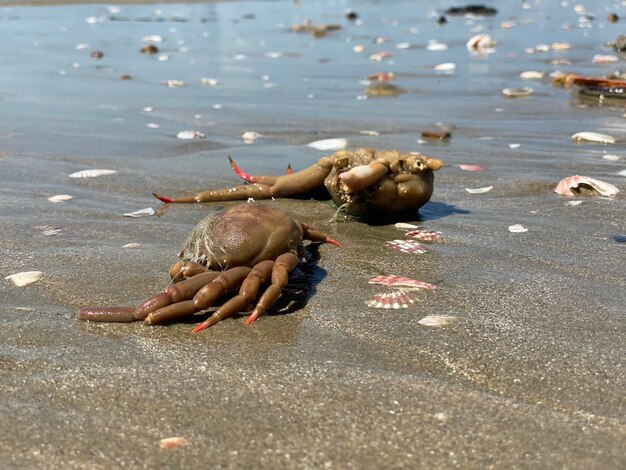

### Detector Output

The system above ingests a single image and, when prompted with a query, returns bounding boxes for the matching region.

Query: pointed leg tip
[326,237,342,247]
[191,322,208,334]
[153,192,173,203]
[229,156,253,182]
[244,314,258,326]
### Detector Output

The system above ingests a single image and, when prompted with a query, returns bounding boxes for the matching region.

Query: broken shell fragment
[508,224,528,233]
[385,239,428,254]
[571,132,616,144]
[458,164,484,172]
[5,271,43,287]
[418,314,458,327]
[366,289,418,309]
[158,437,188,449]
[520,71,544,80]
[465,186,493,194]
[554,175,619,197]
[369,275,437,290]
[466,34,496,50]
[177,130,205,140]
[502,87,534,97]
[69,169,117,178]
[123,207,155,218]
[405,229,442,242]
[48,194,73,203]
[242,131,262,144]
[434,62,456,72]
[307,138,347,151]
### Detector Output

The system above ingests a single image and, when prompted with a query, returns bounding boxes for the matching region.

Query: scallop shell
[571,132,615,144]
[554,175,619,197]
[368,275,437,290]
[5,271,43,287]
[69,169,117,178]
[385,239,428,254]
[405,229,442,242]
[366,289,417,309]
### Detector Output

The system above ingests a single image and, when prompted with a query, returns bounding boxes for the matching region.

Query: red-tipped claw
[229,156,254,183]
[191,321,209,334]
[153,192,174,203]
[325,237,342,247]
[244,312,260,326]
[286,163,293,175]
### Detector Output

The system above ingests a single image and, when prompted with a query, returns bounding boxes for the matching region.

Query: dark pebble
[608,13,619,23]
[140,44,159,55]
[346,11,358,21]
[436,15,447,24]
[120,74,132,80]
[90,50,103,60]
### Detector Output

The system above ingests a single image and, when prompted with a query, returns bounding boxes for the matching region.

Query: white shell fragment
[142,35,163,43]
[307,138,347,151]
[554,175,619,197]
[502,87,534,97]
[602,155,622,161]
[123,243,142,248]
[242,131,263,144]
[366,289,417,309]
[48,194,73,203]
[386,239,428,254]
[426,41,448,51]
[123,207,155,218]
[5,271,43,287]
[177,130,205,140]
[508,224,528,233]
[520,70,544,80]
[369,275,437,290]
[571,132,615,144]
[465,186,493,194]
[201,77,219,86]
[418,314,458,327]
[69,169,117,178]
[434,62,456,72]
[592,54,618,64]
[394,222,419,230]
[466,34,496,50]
[162,80,186,87]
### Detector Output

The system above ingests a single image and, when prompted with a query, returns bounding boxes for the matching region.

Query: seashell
[508,224,528,233]
[434,62,456,72]
[394,222,419,230]
[69,169,117,178]
[159,437,188,449]
[502,87,534,97]
[458,164,484,172]
[177,130,205,140]
[201,77,219,86]
[369,275,437,290]
[146,123,160,129]
[242,131,263,144]
[567,201,583,206]
[352,44,365,53]
[618,169,626,177]
[307,138,347,151]
[123,243,142,248]
[123,207,155,218]
[162,80,186,87]
[48,194,73,203]
[5,271,43,287]
[551,42,571,50]
[405,229,442,242]
[592,54,618,64]
[157,54,170,62]
[465,186,493,194]
[142,35,163,43]
[418,314,458,327]
[509,143,521,149]
[602,155,621,161]
[571,132,615,144]
[35,225,64,236]
[554,175,619,197]
[466,34,496,50]
[75,43,90,50]
[520,70,544,80]
[368,51,393,61]
[426,41,448,51]
[359,130,380,136]
[366,289,417,309]
[366,71,395,82]
[385,239,428,254]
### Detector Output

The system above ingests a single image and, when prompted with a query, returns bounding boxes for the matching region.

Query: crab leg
[77,306,137,323]
[339,161,389,192]
[153,157,333,204]
[168,261,209,280]
[245,252,299,325]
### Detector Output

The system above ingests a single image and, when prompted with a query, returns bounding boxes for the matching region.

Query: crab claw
[244,311,260,326]
[229,156,254,183]
[153,192,174,203]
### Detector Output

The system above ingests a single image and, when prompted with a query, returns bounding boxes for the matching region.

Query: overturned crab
[78,204,339,333]
[154,148,444,217]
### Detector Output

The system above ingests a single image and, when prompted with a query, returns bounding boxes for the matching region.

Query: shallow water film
[1,0,625,468]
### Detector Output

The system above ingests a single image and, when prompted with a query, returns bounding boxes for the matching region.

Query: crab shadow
[358,200,470,226]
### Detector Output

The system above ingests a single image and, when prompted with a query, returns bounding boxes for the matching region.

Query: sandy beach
[1,0,625,468]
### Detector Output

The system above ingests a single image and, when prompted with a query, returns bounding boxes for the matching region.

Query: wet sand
[1,0,625,468]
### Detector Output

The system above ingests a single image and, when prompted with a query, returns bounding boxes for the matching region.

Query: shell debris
[465,186,493,194]
[554,175,619,197]
[6,271,43,287]
[69,169,116,178]
[571,132,615,144]
[366,289,418,309]
[385,239,428,254]
[158,437,188,449]
[369,275,437,290]
[502,87,534,98]
[508,224,528,233]
[307,138,347,151]
[177,130,205,140]
[48,194,73,203]
[123,207,155,218]
[458,164,484,172]
[418,314,458,327]
[405,229,442,242]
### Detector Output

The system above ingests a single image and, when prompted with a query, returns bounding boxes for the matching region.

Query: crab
[153,148,444,217]
[77,204,340,333]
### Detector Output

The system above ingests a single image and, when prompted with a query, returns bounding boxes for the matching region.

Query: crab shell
[177,204,305,270]
[323,148,441,216]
